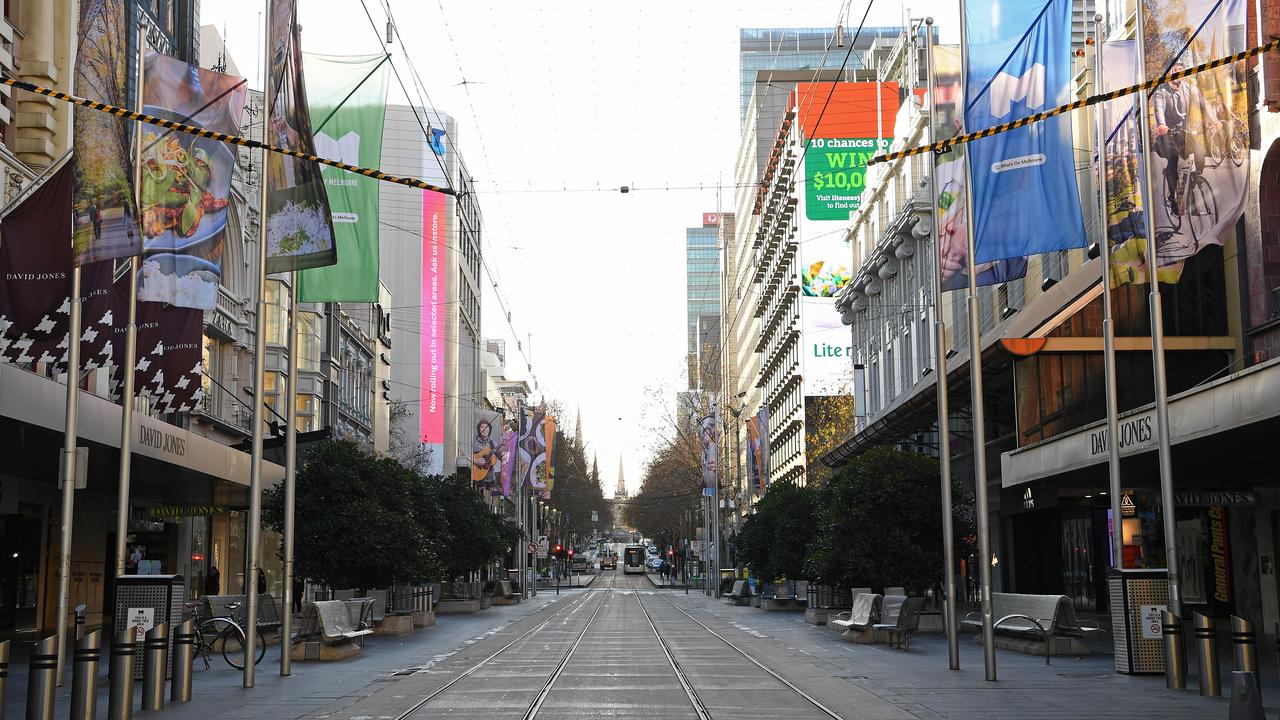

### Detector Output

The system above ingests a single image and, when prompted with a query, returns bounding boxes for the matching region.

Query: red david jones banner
[420,190,448,464]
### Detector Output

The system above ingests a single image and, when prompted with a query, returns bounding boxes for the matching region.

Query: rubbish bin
[112,574,185,680]
[1108,568,1169,674]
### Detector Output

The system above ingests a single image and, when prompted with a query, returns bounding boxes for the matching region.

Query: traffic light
[554,544,563,558]
[567,549,574,558]
[667,547,674,558]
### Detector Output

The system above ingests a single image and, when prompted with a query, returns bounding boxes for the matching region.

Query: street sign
[690,540,702,558]
[527,541,538,555]
[537,535,549,559]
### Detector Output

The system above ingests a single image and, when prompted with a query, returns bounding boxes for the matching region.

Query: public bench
[762,581,804,611]
[829,592,881,642]
[961,592,1101,662]
[874,596,924,650]
[291,600,372,661]
[726,580,752,606]
[202,594,282,630]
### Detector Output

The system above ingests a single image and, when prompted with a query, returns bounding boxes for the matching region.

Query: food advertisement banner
[138,51,247,309]
[265,0,337,274]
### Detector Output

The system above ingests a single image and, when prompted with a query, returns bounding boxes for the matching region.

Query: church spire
[574,406,584,448]
[616,454,626,498]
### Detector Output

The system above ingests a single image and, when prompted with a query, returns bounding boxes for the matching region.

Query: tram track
[637,589,845,720]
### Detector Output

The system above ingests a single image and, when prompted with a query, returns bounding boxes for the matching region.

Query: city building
[827,7,1280,642]
[687,215,722,390]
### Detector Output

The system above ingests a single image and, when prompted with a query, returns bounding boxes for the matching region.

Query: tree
[804,395,859,486]
[264,441,435,590]
[804,446,973,594]
[736,479,817,582]
[432,473,521,581]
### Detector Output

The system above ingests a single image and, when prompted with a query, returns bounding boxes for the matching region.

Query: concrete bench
[830,592,881,642]
[726,580,752,606]
[961,592,1102,663]
[292,600,372,661]
[874,596,924,650]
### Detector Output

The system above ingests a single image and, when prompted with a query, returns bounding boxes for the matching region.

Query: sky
[199,0,960,497]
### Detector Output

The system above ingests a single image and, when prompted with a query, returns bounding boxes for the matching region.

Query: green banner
[803,138,888,221]
[297,54,390,302]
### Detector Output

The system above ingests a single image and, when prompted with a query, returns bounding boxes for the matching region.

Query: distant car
[645,556,663,570]
[600,553,617,570]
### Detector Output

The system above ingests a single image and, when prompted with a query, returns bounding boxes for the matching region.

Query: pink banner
[420,190,447,444]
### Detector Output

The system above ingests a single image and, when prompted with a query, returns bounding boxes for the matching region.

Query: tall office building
[687,214,722,390]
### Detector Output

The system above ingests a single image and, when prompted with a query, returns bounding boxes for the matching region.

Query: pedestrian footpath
[0,589,581,720]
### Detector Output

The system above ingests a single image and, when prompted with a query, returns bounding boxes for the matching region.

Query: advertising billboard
[794,82,898,396]
[420,188,448,462]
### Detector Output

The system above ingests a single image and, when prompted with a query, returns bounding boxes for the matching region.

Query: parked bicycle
[186,600,267,670]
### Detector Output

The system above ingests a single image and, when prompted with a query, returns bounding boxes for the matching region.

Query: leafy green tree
[804,446,972,593]
[433,473,521,580]
[736,480,817,582]
[264,441,434,590]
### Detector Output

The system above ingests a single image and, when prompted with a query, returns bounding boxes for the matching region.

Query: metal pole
[69,629,101,720]
[1132,0,1182,618]
[244,12,273,686]
[55,267,82,686]
[0,639,8,720]
[1193,611,1221,696]
[280,275,300,677]
[1232,615,1259,681]
[107,629,135,720]
[1163,610,1188,690]
[141,623,167,711]
[1092,14,1126,572]
[924,17,961,672]
[25,635,57,720]
[956,2,997,682]
[170,618,195,702]
[114,19,145,580]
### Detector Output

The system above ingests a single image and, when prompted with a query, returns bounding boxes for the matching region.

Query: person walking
[89,200,102,240]
[204,565,221,596]
[257,567,267,595]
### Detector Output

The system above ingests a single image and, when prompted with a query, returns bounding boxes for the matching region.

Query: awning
[1000,357,1280,487]
[0,362,283,486]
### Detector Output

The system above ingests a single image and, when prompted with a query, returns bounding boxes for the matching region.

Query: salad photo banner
[298,53,390,303]
[139,51,247,310]
[72,0,139,266]
[265,0,337,274]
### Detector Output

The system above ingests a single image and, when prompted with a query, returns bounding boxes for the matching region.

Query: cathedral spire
[616,454,626,498]
[574,406,584,448]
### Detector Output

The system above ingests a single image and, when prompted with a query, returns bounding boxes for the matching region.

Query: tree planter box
[374,615,413,635]
[290,639,360,662]
[412,610,436,628]
[436,598,484,614]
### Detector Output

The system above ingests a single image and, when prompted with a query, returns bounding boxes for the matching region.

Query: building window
[296,392,320,433]
[298,311,321,372]
[263,370,282,417]
[264,280,289,346]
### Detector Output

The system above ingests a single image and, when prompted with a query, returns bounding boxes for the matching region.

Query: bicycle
[187,600,267,670]
[1159,128,1218,246]
[1207,104,1245,169]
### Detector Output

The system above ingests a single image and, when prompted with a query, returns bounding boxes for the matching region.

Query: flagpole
[280,273,299,676]
[957,0,998,682]
[244,6,273,687]
[114,19,146,581]
[1131,0,1182,618]
[1091,14,1126,572]
[923,17,960,672]
[54,266,82,686]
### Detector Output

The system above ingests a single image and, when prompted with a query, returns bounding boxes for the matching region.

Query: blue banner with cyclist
[1138,0,1248,284]
[963,0,1086,265]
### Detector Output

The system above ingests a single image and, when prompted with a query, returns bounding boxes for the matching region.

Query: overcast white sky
[199,0,959,497]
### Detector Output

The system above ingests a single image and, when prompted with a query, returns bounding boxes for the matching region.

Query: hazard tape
[0,75,455,196]
[867,38,1280,167]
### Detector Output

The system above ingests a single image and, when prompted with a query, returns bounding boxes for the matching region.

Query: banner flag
[500,419,519,497]
[118,282,205,414]
[298,53,390,302]
[1133,0,1248,283]
[755,407,770,491]
[745,412,761,491]
[542,416,557,499]
[469,409,504,486]
[698,413,720,492]
[930,45,1028,291]
[138,52,247,309]
[963,0,1086,265]
[72,0,140,266]
[265,0,337,274]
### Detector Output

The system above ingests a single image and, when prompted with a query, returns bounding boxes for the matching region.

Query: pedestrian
[292,576,305,614]
[90,200,102,240]
[257,567,267,595]
[204,565,221,596]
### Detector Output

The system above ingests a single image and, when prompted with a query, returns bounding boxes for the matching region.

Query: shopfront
[1002,357,1280,631]
[0,362,284,637]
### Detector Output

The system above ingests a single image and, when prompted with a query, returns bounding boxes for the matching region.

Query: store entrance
[0,504,43,636]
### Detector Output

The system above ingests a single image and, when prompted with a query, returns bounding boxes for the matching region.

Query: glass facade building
[687,226,721,390]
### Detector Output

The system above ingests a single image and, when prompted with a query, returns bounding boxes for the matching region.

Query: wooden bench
[874,596,924,650]
[725,580,752,606]
[961,592,1102,663]
[830,592,881,641]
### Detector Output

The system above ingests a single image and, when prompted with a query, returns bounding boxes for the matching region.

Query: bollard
[107,629,135,720]
[141,623,168,712]
[1162,611,1187,690]
[1229,671,1266,720]
[170,619,195,703]
[1193,611,1221,697]
[1,639,9,720]
[1231,616,1259,686]
[72,604,86,642]
[24,635,58,720]
[69,630,101,720]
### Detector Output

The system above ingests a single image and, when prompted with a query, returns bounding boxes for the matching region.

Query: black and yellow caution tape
[867,38,1280,167]
[0,75,455,196]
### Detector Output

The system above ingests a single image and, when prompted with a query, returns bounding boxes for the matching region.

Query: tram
[622,544,646,574]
